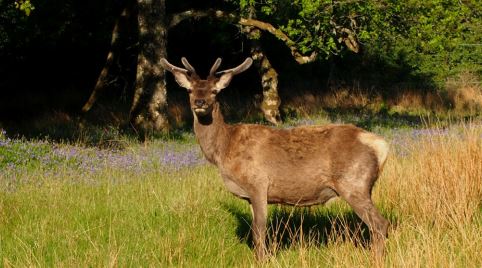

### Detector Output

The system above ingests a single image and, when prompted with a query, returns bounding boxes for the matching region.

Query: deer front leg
[249,195,268,260]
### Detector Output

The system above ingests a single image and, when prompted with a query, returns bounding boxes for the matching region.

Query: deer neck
[193,102,229,165]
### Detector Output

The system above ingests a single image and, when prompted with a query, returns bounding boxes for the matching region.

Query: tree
[242,6,281,125]
[82,0,369,134]
[81,2,134,114]
[129,0,169,134]
[83,0,170,135]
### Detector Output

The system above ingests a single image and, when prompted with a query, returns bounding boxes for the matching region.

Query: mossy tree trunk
[129,0,169,135]
[248,29,281,125]
[243,8,281,125]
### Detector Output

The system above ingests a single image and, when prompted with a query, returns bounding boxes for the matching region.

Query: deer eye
[211,90,219,95]
[186,89,192,94]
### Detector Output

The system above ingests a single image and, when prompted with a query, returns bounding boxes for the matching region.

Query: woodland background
[0,0,481,137]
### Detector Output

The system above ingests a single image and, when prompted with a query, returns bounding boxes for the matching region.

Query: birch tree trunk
[129,0,169,134]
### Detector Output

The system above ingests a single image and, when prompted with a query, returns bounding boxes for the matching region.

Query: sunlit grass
[0,121,481,267]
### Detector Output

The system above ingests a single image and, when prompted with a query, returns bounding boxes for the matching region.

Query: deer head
[160,57,253,117]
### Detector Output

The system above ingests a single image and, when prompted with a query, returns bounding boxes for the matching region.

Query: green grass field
[1,117,481,267]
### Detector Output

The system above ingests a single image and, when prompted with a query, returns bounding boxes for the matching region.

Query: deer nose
[194,99,206,107]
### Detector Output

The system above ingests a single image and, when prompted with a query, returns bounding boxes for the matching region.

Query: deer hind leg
[249,195,268,260]
[336,187,389,258]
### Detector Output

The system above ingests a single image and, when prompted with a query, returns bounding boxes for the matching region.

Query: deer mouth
[193,107,210,116]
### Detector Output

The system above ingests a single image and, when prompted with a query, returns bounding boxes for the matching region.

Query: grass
[1,117,481,267]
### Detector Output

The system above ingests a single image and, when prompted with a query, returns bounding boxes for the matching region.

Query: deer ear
[213,58,252,91]
[213,73,233,91]
[160,58,193,90]
[171,71,193,90]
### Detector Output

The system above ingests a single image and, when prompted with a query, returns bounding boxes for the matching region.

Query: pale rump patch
[358,132,390,168]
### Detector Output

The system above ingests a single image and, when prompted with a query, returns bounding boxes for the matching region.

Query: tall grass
[0,122,481,267]
[377,124,482,267]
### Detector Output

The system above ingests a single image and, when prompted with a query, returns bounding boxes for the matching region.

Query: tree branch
[169,9,238,28]
[168,9,318,64]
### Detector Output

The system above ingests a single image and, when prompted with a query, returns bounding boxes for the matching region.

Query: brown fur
[160,57,390,260]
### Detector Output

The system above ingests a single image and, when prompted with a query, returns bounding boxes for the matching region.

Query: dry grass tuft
[385,89,445,112]
[380,124,482,227]
[321,87,377,110]
[446,72,482,113]
[282,83,449,117]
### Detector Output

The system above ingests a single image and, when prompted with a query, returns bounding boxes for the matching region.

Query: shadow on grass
[221,202,397,254]
[0,111,196,149]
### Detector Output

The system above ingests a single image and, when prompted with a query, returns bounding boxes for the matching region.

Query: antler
[181,57,197,74]
[216,58,253,75]
[209,58,222,76]
[160,58,189,74]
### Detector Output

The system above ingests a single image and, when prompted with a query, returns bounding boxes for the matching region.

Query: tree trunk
[82,5,132,113]
[130,0,169,135]
[250,34,281,125]
[244,21,281,125]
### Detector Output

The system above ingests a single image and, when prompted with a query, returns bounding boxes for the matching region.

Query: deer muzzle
[192,99,210,116]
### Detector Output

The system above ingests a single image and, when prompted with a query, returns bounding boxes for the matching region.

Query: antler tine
[181,57,197,74]
[216,58,253,75]
[160,58,188,74]
[209,58,222,76]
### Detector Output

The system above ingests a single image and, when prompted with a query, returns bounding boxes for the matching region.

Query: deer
[159,57,390,260]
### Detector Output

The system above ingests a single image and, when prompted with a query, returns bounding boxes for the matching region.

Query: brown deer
[160,57,390,260]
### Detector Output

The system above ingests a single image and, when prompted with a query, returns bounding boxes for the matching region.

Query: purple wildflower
[157,146,205,171]
[410,128,449,138]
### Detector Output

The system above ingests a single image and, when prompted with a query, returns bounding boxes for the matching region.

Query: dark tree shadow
[221,201,397,255]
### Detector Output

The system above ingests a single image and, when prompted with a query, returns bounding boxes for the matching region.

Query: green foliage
[14,0,35,16]
[0,0,119,56]
[228,0,481,86]
[231,0,377,57]
[364,0,482,85]
[238,0,255,10]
